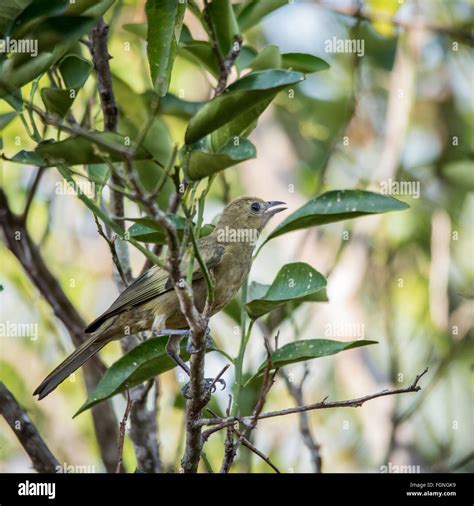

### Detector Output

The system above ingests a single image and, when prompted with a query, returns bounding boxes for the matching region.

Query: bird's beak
[264,201,287,218]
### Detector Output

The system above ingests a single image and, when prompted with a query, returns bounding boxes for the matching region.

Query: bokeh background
[1,0,473,473]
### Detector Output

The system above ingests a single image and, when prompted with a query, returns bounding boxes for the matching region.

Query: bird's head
[213,196,287,245]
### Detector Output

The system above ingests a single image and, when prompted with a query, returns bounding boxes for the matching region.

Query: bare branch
[215,35,243,97]
[0,188,120,472]
[219,335,278,473]
[22,167,45,223]
[0,382,60,473]
[116,390,133,473]
[233,426,281,474]
[197,368,429,431]
[281,365,322,473]
[89,17,165,474]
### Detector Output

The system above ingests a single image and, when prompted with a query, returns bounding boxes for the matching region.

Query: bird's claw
[181,376,226,399]
[185,328,213,355]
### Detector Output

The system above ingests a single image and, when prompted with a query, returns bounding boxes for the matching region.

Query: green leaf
[127,216,214,243]
[75,335,215,415]
[156,93,203,119]
[59,55,92,89]
[207,0,239,56]
[248,339,378,383]
[40,88,74,118]
[0,111,17,130]
[1,1,113,89]
[123,22,147,39]
[127,214,187,243]
[245,262,327,320]
[145,0,186,96]
[249,45,281,71]
[179,40,220,77]
[10,149,46,165]
[185,69,305,145]
[281,53,330,73]
[87,163,111,189]
[35,133,152,166]
[187,137,256,180]
[235,45,258,71]
[0,0,32,37]
[266,190,410,243]
[237,0,288,32]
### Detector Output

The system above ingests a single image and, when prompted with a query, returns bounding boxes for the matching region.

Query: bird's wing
[84,235,224,333]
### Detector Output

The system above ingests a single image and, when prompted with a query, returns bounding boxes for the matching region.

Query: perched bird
[33,197,287,399]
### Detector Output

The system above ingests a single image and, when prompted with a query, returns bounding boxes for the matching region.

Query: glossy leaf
[127,216,214,244]
[249,45,281,70]
[127,215,187,244]
[179,40,220,77]
[123,22,147,39]
[245,262,327,320]
[248,339,378,382]
[236,45,258,71]
[145,0,186,96]
[0,111,17,130]
[266,190,410,243]
[185,69,305,145]
[59,55,92,89]
[281,53,330,73]
[237,0,288,32]
[87,163,111,189]
[10,150,46,165]
[207,0,239,56]
[156,93,203,120]
[75,336,216,416]
[187,137,256,180]
[35,133,152,166]
[0,0,31,37]
[40,88,74,118]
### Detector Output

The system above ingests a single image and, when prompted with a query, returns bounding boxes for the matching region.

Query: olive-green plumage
[34,196,286,399]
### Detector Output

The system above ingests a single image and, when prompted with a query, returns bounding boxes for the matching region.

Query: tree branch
[0,188,120,472]
[89,17,163,473]
[281,365,322,473]
[198,368,429,432]
[116,390,133,473]
[0,382,60,473]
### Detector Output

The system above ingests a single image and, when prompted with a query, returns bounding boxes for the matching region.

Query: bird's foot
[185,327,213,354]
[181,376,226,399]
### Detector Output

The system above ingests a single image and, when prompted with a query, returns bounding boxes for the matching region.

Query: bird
[33,196,287,399]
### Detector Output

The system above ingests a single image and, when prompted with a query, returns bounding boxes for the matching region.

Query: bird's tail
[33,334,107,400]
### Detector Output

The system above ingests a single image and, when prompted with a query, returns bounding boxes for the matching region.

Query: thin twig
[22,167,45,223]
[93,214,128,287]
[233,427,281,473]
[197,368,429,432]
[116,390,133,473]
[215,35,243,96]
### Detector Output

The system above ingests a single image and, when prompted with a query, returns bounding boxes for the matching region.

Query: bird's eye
[250,202,261,213]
